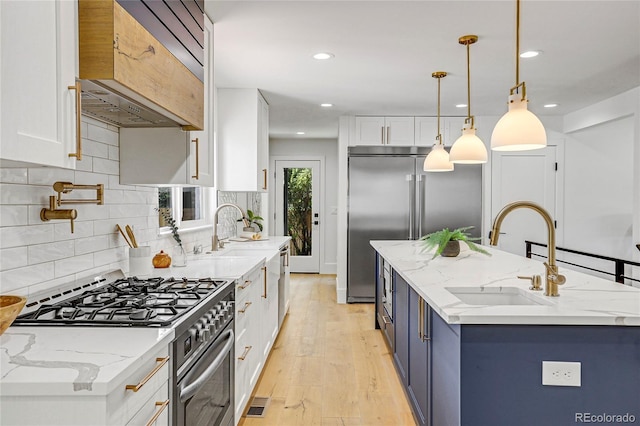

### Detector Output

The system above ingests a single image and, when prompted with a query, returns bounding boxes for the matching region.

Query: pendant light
[449,35,488,164]
[491,0,547,151]
[424,71,454,172]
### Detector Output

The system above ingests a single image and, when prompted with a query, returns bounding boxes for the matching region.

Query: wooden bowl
[0,295,27,336]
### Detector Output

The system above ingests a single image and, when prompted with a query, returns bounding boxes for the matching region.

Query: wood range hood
[78,0,204,130]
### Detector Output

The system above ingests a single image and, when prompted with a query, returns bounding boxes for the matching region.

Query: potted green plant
[238,209,263,233]
[420,226,491,259]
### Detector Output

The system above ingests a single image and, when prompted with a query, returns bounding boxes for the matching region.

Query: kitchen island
[372,240,640,426]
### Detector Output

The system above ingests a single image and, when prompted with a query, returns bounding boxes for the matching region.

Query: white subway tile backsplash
[74,170,108,186]
[75,157,93,172]
[0,168,27,184]
[104,189,125,204]
[109,204,150,219]
[0,224,53,249]
[0,262,55,294]
[82,139,109,159]
[75,235,110,255]
[0,247,28,270]
[94,247,124,267]
[28,240,75,264]
[54,253,94,277]
[108,145,119,161]
[53,221,93,241]
[86,122,118,145]
[93,158,119,175]
[0,205,28,227]
[0,117,212,298]
[123,190,149,204]
[0,183,51,205]
[28,168,75,186]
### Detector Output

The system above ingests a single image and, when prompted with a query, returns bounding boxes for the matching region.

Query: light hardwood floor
[239,274,416,426]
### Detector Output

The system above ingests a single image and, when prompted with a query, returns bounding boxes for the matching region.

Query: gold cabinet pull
[68,81,82,160]
[145,400,169,426]
[418,297,424,340]
[191,137,199,180]
[386,126,390,145]
[125,357,169,392]
[380,126,384,144]
[261,266,267,298]
[238,279,251,290]
[238,301,252,313]
[262,168,268,190]
[238,345,252,361]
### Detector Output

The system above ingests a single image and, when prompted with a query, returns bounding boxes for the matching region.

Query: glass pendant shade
[424,143,454,172]
[491,94,547,151]
[449,127,487,164]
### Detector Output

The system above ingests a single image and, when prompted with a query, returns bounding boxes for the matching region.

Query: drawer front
[126,384,169,426]
[107,346,170,425]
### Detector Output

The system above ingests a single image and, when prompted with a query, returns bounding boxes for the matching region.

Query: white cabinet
[119,16,214,186]
[352,116,415,146]
[415,116,466,147]
[0,344,170,426]
[234,263,265,423]
[260,252,280,359]
[0,0,79,168]
[217,89,270,192]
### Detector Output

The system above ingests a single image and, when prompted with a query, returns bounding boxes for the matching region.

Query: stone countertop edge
[370,240,640,327]
[0,327,174,397]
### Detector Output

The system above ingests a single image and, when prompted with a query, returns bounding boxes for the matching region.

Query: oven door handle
[179,329,234,403]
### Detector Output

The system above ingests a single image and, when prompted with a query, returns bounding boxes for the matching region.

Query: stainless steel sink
[445,286,551,306]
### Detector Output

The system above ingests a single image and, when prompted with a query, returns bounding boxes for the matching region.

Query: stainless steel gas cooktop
[14,273,234,327]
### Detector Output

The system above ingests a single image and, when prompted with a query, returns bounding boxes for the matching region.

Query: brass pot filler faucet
[40,181,104,233]
[490,201,566,297]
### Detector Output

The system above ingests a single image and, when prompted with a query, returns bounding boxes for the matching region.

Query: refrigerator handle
[417,174,424,238]
[408,174,415,240]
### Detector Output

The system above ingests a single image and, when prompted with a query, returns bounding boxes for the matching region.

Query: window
[158,186,211,231]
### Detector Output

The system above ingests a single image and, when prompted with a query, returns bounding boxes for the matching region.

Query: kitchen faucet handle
[543,262,566,285]
[517,275,542,291]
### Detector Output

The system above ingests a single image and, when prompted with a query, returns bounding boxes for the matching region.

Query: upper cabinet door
[1,0,78,168]
[384,117,415,146]
[352,117,415,146]
[415,117,438,147]
[353,117,385,145]
[217,88,269,192]
[188,15,215,186]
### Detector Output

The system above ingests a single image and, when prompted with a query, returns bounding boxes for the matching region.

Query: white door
[491,147,557,257]
[275,160,320,273]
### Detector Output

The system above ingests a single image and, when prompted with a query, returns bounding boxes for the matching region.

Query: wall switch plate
[542,361,581,387]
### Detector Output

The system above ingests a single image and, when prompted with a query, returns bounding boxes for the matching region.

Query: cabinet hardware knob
[145,400,169,426]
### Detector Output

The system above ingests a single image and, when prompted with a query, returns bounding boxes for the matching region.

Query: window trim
[158,186,213,235]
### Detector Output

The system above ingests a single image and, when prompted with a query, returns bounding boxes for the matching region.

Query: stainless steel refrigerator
[347,145,482,302]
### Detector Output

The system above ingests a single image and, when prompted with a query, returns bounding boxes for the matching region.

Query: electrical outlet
[542,361,581,387]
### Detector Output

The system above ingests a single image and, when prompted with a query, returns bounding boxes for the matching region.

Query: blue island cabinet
[394,272,431,426]
[391,273,640,426]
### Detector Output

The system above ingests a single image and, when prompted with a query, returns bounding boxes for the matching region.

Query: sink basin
[445,287,550,306]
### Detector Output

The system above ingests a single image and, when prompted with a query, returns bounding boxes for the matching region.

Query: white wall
[0,117,213,298]
[270,138,338,274]
[562,87,639,286]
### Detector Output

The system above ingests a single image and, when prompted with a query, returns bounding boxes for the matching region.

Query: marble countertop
[0,239,292,398]
[0,327,173,397]
[371,240,640,326]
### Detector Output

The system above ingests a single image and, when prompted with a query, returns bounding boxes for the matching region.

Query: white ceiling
[206,1,640,139]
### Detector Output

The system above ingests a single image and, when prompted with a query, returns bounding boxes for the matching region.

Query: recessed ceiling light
[544,103,558,108]
[313,52,334,60]
[456,104,467,108]
[520,50,540,58]
[296,131,305,135]
[320,103,333,108]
